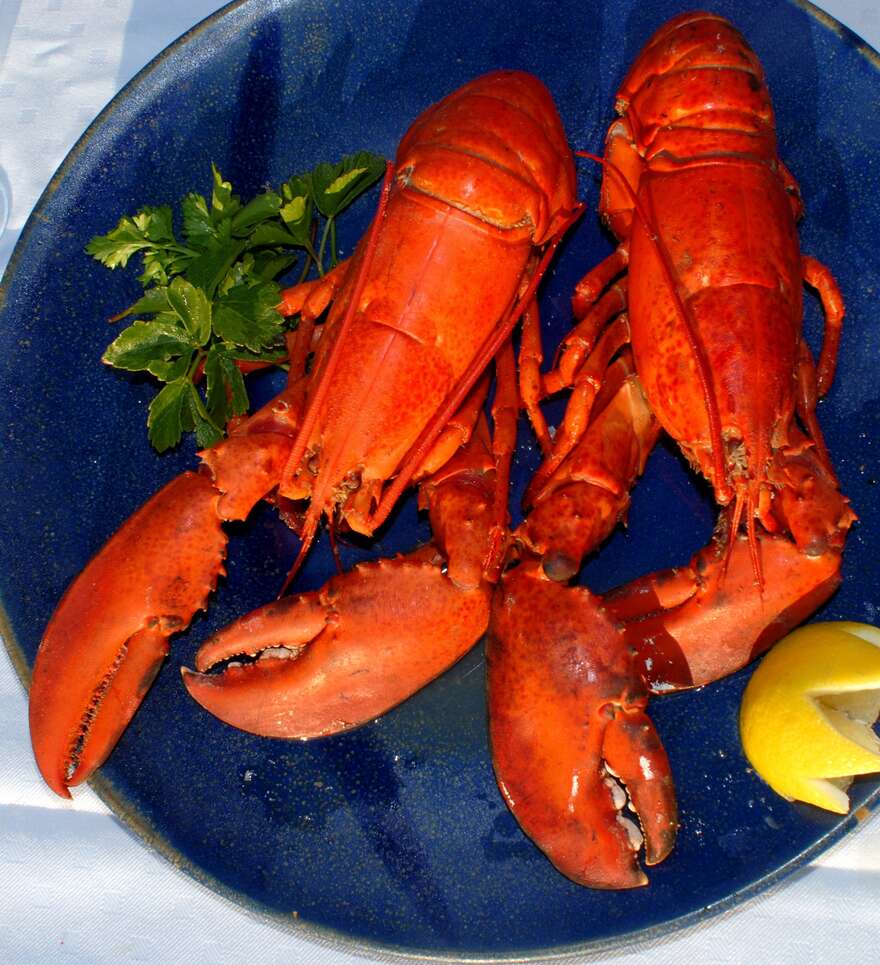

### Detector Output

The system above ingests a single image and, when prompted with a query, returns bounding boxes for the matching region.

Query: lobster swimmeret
[29,70,579,796]
[487,11,854,888]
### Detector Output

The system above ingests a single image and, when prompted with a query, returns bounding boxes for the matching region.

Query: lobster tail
[397,70,576,242]
[616,12,775,162]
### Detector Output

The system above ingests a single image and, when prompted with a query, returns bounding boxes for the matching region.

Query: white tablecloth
[2,2,879,962]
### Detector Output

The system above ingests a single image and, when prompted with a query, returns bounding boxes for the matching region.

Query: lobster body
[489,13,853,890]
[589,9,852,600]
[283,71,576,534]
[629,165,801,476]
[30,71,578,797]
[607,12,806,516]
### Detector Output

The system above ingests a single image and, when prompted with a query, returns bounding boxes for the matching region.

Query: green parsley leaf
[204,343,250,427]
[213,282,284,352]
[310,151,385,216]
[147,353,193,383]
[147,379,190,452]
[86,219,151,269]
[134,206,175,244]
[203,345,229,428]
[251,251,299,281]
[86,206,179,270]
[112,286,172,321]
[182,192,214,244]
[167,276,212,346]
[280,177,313,244]
[185,237,246,299]
[247,223,305,248]
[187,383,225,449]
[102,318,192,371]
[211,164,240,219]
[218,351,250,416]
[231,191,282,235]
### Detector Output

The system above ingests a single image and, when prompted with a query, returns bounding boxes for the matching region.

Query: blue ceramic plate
[2,0,879,958]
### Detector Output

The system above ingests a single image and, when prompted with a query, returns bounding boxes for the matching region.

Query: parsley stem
[297,253,313,285]
[169,244,199,257]
[186,351,204,382]
[187,352,224,433]
[305,239,320,272]
[316,216,335,276]
[329,219,338,267]
[192,387,224,433]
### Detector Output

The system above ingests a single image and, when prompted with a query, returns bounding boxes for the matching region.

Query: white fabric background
[1,2,878,962]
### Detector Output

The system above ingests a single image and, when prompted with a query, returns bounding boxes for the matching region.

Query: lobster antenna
[278,513,320,598]
[723,489,746,584]
[746,487,764,592]
[328,514,344,575]
[576,152,729,503]
[367,203,585,532]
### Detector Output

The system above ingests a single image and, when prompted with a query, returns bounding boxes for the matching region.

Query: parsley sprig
[88,152,385,452]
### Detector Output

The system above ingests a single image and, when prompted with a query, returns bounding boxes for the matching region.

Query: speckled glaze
[1,0,879,959]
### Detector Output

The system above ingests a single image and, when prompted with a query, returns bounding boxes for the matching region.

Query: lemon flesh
[740,622,880,813]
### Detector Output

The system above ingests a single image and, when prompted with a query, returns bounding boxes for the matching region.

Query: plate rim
[1,0,879,960]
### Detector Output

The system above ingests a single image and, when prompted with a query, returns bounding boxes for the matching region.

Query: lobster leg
[801,254,845,395]
[181,348,520,738]
[524,314,630,507]
[519,353,659,578]
[278,256,352,320]
[410,374,488,486]
[793,338,834,475]
[518,299,553,457]
[571,246,628,318]
[544,278,628,395]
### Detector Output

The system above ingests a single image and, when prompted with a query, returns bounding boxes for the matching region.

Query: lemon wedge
[740,621,880,813]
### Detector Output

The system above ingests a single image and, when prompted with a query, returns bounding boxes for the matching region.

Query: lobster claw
[29,472,228,797]
[487,561,677,889]
[605,525,845,692]
[182,550,492,738]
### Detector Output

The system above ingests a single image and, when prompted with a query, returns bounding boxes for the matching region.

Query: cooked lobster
[488,11,855,889]
[29,70,579,796]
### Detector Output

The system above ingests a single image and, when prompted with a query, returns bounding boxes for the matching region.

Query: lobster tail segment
[397,70,577,243]
[613,12,777,170]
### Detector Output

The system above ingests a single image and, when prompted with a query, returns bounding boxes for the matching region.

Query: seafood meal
[26,11,860,894]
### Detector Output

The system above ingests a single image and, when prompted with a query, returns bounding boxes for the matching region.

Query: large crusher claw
[488,563,676,889]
